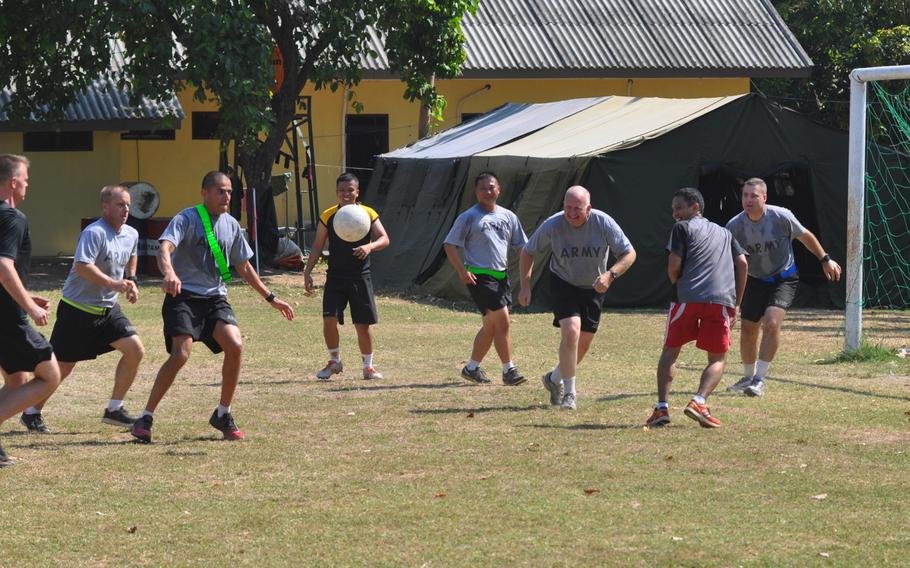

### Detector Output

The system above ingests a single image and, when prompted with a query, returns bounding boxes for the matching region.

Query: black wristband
[820,254,831,264]
[608,270,618,280]
[125,275,137,282]
[265,292,276,303]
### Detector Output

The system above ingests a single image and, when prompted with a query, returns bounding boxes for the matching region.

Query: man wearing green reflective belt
[444,172,528,386]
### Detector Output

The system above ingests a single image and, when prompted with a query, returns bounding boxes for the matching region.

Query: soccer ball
[333,204,371,242]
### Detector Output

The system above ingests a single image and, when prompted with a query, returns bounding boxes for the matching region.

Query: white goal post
[846,65,910,351]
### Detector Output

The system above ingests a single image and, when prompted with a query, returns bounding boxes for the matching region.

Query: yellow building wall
[6,76,748,255]
[0,132,122,256]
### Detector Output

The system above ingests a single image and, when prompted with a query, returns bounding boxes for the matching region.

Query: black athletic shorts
[50,300,138,362]
[162,293,238,354]
[0,318,54,374]
[467,274,511,315]
[549,273,605,333]
[741,276,799,322]
[323,275,378,325]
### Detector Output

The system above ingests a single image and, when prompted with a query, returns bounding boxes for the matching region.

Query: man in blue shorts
[444,172,528,385]
[304,173,390,381]
[0,154,61,466]
[725,178,841,397]
[646,188,747,428]
[130,171,294,444]
[20,185,144,433]
[519,186,636,410]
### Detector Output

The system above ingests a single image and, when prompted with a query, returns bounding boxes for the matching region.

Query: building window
[121,129,176,140]
[345,114,389,191]
[23,131,93,152]
[192,112,220,140]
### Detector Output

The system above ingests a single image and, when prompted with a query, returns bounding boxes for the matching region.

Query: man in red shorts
[646,188,747,428]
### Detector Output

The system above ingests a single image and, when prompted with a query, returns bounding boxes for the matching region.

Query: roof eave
[360,67,812,80]
[0,117,184,133]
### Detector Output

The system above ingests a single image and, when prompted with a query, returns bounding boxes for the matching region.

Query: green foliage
[757,1,910,129]
[834,338,900,362]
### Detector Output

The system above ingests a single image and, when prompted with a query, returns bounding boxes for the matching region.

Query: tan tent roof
[476,95,745,158]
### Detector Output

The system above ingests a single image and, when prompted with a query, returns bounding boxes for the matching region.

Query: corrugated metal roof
[362,0,811,78]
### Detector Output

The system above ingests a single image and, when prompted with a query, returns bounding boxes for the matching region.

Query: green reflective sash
[61,296,107,316]
[195,204,232,283]
[465,265,506,280]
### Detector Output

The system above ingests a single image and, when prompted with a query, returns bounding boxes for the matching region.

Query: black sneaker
[130,414,153,444]
[461,365,492,384]
[209,409,246,441]
[20,412,49,434]
[502,366,526,386]
[0,436,13,468]
[102,406,137,427]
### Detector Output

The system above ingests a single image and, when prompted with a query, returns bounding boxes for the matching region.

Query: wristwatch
[608,270,618,280]
[820,254,831,264]
[265,292,276,303]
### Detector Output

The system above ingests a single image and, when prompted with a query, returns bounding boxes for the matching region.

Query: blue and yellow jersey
[320,203,380,279]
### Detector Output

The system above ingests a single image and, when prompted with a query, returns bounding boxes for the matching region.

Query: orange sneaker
[646,407,671,427]
[684,400,721,428]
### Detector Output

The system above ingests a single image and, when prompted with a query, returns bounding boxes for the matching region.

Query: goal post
[846,65,910,352]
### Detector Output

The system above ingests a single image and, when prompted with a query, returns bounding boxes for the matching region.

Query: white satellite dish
[124,181,160,219]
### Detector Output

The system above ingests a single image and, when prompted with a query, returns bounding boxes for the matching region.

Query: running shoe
[131,414,154,444]
[20,412,49,434]
[646,407,671,427]
[560,392,577,411]
[316,360,343,380]
[745,378,765,397]
[502,366,526,386]
[102,406,137,427]
[542,371,563,406]
[0,436,13,468]
[683,400,721,428]
[727,376,754,393]
[461,365,492,384]
[209,409,246,441]
[362,367,384,380]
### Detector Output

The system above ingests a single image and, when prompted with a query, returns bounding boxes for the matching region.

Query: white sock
[743,362,756,379]
[756,360,770,380]
[550,365,562,383]
[656,401,669,410]
[107,399,123,412]
[24,406,40,415]
[693,394,706,405]
[362,353,373,368]
[141,410,154,418]
[502,361,515,373]
[466,359,480,371]
[328,348,340,362]
[217,404,230,417]
[563,377,576,395]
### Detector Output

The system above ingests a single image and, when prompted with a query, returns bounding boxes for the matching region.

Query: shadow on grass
[328,382,473,392]
[412,404,543,415]
[766,376,910,402]
[11,438,141,449]
[525,422,642,431]
[596,392,652,402]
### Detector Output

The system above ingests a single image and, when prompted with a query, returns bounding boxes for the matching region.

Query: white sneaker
[542,372,563,406]
[316,360,343,380]
[745,378,765,397]
[727,376,753,393]
[560,393,577,411]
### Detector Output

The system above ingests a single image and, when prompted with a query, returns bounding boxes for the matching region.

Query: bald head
[565,185,590,205]
[563,185,592,227]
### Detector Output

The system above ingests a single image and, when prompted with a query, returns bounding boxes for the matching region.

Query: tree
[0,0,478,257]
[757,1,910,129]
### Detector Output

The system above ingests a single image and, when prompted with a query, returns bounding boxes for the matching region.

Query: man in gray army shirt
[131,171,294,444]
[646,188,747,429]
[725,177,841,397]
[444,172,528,386]
[20,185,143,433]
[518,186,636,410]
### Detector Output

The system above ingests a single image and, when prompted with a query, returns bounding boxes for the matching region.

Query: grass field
[1,267,909,566]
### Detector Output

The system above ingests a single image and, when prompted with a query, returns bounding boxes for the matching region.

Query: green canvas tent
[363,94,848,308]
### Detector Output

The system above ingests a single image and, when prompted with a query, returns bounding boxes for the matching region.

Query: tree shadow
[327,382,473,392]
[524,422,642,431]
[765,376,910,402]
[596,392,653,402]
[411,404,543,415]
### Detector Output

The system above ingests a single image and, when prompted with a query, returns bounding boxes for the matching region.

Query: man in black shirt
[303,173,389,380]
[0,154,62,467]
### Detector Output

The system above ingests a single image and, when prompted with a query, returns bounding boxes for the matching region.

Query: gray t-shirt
[159,207,253,297]
[725,204,807,279]
[668,216,745,308]
[62,219,138,308]
[444,204,528,271]
[524,209,633,289]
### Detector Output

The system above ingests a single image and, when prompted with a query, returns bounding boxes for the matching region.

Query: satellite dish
[124,181,160,219]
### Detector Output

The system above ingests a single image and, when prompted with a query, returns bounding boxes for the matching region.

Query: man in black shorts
[725,178,841,397]
[0,154,61,466]
[19,185,143,433]
[304,173,390,381]
[519,186,636,410]
[443,172,528,385]
[130,171,294,444]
